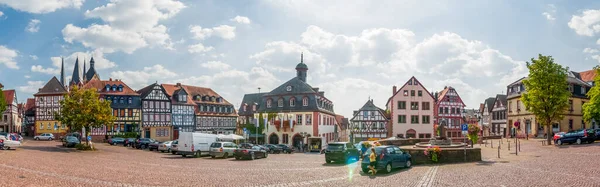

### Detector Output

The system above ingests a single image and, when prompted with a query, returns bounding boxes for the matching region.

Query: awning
[248,134,264,138]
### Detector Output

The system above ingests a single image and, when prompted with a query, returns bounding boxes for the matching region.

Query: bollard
[485,139,487,147]
[498,145,500,158]
[515,140,518,156]
[491,140,494,148]
[519,139,521,152]
[508,141,510,151]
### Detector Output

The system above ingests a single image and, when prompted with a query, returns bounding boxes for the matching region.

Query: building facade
[1,89,20,133]
[506,72,592,138]
[579,69,598,128]
[258,54,337,152]
[34,77,69,136]
[434,86,466,138]
[184,85,237,135]
[83,79,141,141]
[350,99,389,141]
[137,83,172,142]
[162,83,197,139]
[491,94,507,137]
[23,98,36,136]
[481,97,495,136]
[238,92,266,140]
[387,77,436,139]
[335,115,349,142]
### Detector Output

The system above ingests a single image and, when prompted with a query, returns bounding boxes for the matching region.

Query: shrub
[423,146,442,162]
[75,143,96,151]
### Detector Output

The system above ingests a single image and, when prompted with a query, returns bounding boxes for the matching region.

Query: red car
[553,132,566,141]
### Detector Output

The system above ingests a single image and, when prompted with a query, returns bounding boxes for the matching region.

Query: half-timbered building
[24,98,36,136]
[83,78,141,141]
[350,99,389,142]
[1,89,20,133]
[162,83,196,139]
[387,76,436,139]
[491,94,507,137]
[137,83,172,142]
[185,85,237,135]
[34,77,69,136]
[434,86,466,138]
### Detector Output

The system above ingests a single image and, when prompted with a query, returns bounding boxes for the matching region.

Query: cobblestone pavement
[0,138,598,187]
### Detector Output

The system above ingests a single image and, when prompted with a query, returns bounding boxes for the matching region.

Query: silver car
[209,142,237,158]
[158,140,173,153]
[34,133,55,141]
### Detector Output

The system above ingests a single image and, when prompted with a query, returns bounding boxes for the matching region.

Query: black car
[148,141,161,151]
[257,145,270,153]
[108,137,125,145]
[62,136,80,147]
[555,129,596,145]
[135,138,157,149]
[277,144,294,154]
[265,144,282,154]
[124,138,136,147]
[234,146,268,160]
[325,142,360,164]
[239,143,255,149]
[594,129,600,141]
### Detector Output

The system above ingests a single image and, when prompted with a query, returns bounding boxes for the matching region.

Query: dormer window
[267,99,272,108]
[252,105,256,111]
[290,98,295,107]
[286,86,292,91]
[112,85,117,91]
[278,98,284,107]
[118,85,123,92]
[581,87,586,94]
[128,97,132,104]
[119,97,124,104]
[302,97,308,106]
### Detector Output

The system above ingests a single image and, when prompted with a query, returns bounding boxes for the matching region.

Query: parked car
[360,146,412,174]
[108,137,126,145]
[124,138,136,147]
[594,129,600,141]
[171,140,178,154]
[62,136,81,147]
[234,146,268,160]
[148,141,162,151]
[135,138,157,149]
[209,142,238,158]
[62,132,81,141]
[157,141,174,153]
[555,129,596,145]
[277,144,294,154]
[325,142,360,164]
[239,143,254,149]
[178,132,218,158]
[0,135,22,150]
[265,144,282,154]
[257,145,270,153]
[34,133,55,141]
[553,132,566,142]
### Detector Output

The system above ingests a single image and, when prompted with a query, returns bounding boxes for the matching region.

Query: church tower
[60,57,66,87]
[295,53,308,82]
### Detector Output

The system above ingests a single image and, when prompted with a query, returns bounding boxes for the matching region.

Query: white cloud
[110,64,177,89]
[61,0,185,53]
[230,16,251,24]
[584,48,599,53]
[0,11,3,17]
[542,4,556,21]
[200,61,231,70]
[18,81,44,94]
[32,50,116,76]
[29,55,38,60]
[0,45,18,69]
[25,19,40,33]
[189,25,236,40]
[188,43,214,53]
[24,75,31,79]
[568,9,600,36]
[0,0,84,14]
[31,65,59,75]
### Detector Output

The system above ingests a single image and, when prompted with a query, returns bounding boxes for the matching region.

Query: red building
[434,86,466,138]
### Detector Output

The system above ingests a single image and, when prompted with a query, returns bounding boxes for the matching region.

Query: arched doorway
[406,129,416,138]
[292,134,303,149]
[269,133,279,144]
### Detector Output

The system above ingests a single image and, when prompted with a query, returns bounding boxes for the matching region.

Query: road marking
[416,166,438,187]
[259,174,361,187]
[0,163,156,187]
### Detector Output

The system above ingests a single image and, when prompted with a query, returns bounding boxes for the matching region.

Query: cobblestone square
[1,139,599,187]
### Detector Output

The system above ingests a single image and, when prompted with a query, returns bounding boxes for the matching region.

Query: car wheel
[49,138,53,141]
[182,154,187,158]
[251,152,256,160]
[264,153,268,158]
[35,137,39,141]
[112,143,116,146]
[362,168,369,174]
[326,159,331,163]
[211,155,215,158]
[405,160,412,168]
[557,140,562,145]
[576,138,582,145]
[235,156,240,160]
[224,153,229,158]
[171,151,177,155]
[385,163,392,173]
[194,151,201,158]
[270,150,274,154]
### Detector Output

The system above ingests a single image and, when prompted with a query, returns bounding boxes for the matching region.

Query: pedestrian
[368,147,377,175]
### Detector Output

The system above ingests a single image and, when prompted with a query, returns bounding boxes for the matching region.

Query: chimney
[176,83,181,87]
[38,88,42,91]
[109,78,112,81]
[393,86,397,95]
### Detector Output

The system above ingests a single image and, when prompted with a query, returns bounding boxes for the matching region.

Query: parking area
[1,139,599,187]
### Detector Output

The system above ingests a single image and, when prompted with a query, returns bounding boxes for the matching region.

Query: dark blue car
[361,146,412,174]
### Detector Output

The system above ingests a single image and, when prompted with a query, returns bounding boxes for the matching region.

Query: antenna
[258,87,261,93]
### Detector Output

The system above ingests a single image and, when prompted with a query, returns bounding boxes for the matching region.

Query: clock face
[286,86,292,91]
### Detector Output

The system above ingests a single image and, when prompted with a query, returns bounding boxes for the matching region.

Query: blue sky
[0,0,598,117]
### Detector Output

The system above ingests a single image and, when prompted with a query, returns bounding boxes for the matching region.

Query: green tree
[242,112,277,136]
[521,54,571,145]
[583,66,600,124]
[467,124,480,148]
[55,86,115,145]
[0,87,6,114]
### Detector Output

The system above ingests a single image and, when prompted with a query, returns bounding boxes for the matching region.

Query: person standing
[368,147,377,175]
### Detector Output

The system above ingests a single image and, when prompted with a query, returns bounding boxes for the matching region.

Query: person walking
[368,147,377,175]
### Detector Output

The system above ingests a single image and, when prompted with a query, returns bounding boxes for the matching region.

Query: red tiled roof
[82,79,139,96]
[161,84,196,105]
[437,86,466,107]
[25,98,35,111]
[181,84,232,105]
[3,89,15,105]
[580,69,598,82]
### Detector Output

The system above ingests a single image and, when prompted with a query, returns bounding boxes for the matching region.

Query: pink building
[386,77,436,138]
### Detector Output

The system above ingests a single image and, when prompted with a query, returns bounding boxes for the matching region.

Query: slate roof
[495,94,508,107]
[161,84,196,105]
[264,77,319,97]
[238,92,266,116]
[82,79,139,96]
[359,99,383,111]
[35,77,68,96]
[579,69,597,82]
[3,89,15,105]
[85,57,100,81]
[484,97,495,113]
[136,83,157,97]
[70,58,82,85]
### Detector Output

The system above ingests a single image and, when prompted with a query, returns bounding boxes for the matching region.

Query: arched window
[278,98,284,107]
[105,85,111,91]
[289,97,295,107]
[267,99,272,108]
[128,97,132,104]
[302,97,308,106]
[119,97,124,104]
[112,85,117,91]
[118,85,123,92]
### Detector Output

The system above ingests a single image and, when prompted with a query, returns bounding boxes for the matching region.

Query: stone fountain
[415,123,467,148]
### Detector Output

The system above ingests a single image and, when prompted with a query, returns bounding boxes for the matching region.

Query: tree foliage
[521,54,570,144]
[55,86,115,135]
[0,87,6,114]
[583,66,600,124]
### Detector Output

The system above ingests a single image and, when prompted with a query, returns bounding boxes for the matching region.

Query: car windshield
[113,137,124,140]
[327,144,345,151]
[210,143,222,148]
[172,140,178,144]
[67,136,78,141]
[363,147,385,155]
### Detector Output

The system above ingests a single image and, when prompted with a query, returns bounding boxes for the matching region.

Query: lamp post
[300,132,308,152]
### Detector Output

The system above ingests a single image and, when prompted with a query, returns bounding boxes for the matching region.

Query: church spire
[70,57,82,86]
[60,57,66,86]
[83,58,87,82]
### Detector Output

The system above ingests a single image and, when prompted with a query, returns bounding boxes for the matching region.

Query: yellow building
[34,77,69,136]
[506,72,592,138]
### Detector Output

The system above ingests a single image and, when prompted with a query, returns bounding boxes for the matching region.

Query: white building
[386,77,436,138]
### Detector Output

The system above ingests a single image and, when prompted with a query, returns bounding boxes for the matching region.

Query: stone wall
[400,146,482,165]
[380,138,473,146]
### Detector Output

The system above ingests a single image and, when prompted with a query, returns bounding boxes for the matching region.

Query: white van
[178,132,218,158]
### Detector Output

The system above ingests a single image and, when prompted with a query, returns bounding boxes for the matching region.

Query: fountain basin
[399,145,482,165]
[414,142,468,148]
